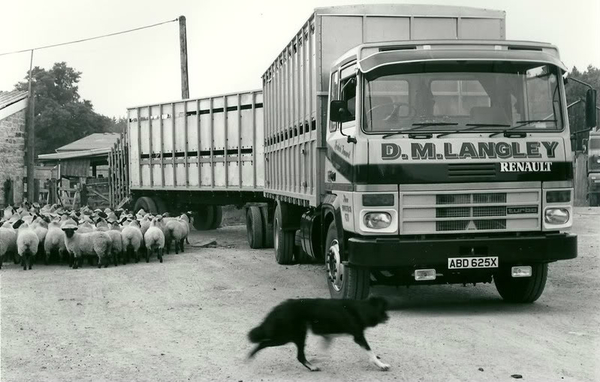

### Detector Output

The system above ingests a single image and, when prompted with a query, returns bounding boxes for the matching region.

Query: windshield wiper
[382,122,458,139]
[489,119,558,138]
[436,123,510,138]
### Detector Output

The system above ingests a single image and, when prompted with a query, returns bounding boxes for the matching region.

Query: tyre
[153,197,168,214]
[210,206,223,229]
[295,246,314,264]
[246,206,264,249]
[192,205,215,231]
[325,221,370,300]
[274,202,294,265]
[134,197,158,215]
[590,193,599,207]
[261,206,274,248]
[494,263,548,303]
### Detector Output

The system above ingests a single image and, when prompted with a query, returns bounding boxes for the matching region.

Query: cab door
[325,64,358,231]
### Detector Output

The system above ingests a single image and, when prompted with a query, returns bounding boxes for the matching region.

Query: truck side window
[340,76,356,121]
[329,71,339,132]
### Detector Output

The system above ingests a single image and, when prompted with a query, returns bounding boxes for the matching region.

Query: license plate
[448,256,498,269]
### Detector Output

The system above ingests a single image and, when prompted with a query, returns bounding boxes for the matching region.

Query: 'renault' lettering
[500,162,552,172]
[381,141,560,160]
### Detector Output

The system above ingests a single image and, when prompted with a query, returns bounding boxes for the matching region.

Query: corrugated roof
[0,90,28,110]
[38,147,112,161]
[55,133,121,152]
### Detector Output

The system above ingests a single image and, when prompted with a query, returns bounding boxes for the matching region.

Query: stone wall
[0,108,26,207]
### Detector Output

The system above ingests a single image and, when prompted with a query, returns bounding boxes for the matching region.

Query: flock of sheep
[0,203,192,271]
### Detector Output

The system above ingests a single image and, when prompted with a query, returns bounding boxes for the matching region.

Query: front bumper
[346,233,577,268]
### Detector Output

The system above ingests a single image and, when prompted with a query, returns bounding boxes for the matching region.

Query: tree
[566,65,600,151]
[14,62,118,155]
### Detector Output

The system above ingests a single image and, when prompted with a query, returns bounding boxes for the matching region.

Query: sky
[1,0,598,118]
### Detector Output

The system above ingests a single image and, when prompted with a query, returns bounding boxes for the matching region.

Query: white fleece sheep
[62,221,112,269]
[77,221,94,234]
[31,218,49,263]
[44,220,67,264]
[121,220,144,263]
[95,220,122,266]
[0,223,18,269]
[143,217,165,263]
[17,223,40,270]
[139,215,152,237]
[165,214,191,254]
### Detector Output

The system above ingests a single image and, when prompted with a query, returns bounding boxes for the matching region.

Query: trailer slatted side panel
[262,4,505,207]
[263,16,319,207]
[127,90,264,192]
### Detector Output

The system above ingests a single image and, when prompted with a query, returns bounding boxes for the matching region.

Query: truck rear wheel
[210,206,223,229]
[193,205,215,231]
[494,263,548,303]
[246,206,264,249]
[134,197,158,215]
[274,203,294,264]
[325,221,370,300]
[153,197,168,214]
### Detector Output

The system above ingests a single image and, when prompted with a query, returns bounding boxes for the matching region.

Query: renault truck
[125,4,589,302]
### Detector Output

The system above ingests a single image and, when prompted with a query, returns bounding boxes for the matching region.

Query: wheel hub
[326,240,344,291]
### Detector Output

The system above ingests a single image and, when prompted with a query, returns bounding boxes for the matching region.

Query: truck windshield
[363,61,563,134]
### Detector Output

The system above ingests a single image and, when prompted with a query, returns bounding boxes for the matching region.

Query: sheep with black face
[61,219,112,269]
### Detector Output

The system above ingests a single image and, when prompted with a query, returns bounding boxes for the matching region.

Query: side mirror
[586,88,597,128]
[330,100,351,123]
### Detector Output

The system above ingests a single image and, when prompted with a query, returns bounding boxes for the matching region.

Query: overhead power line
[0,18,178,57]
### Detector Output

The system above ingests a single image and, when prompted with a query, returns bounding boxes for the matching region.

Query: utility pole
[179,15,189,99]
[26,49,35,203]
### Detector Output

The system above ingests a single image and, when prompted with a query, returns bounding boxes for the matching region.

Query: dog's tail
[248,325,266,343]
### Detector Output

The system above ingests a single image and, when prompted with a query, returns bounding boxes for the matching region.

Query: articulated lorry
[125,4,593,302]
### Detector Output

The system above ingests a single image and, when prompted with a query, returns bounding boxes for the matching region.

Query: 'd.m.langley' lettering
[381,141,559,160]
[500,162,552,172]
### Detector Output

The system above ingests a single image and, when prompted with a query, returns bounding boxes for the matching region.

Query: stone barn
[0,90,28,208]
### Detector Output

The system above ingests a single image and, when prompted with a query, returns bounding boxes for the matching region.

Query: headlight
[597,158,600,163]
[546,190,571,203]
[363,212,392,229]
[544,208,569,224]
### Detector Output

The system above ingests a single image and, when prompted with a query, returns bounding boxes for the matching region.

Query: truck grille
[400,187,540,234]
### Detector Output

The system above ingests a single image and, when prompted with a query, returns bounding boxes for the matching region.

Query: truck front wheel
[494,263,548,303]
[325,221,370,300]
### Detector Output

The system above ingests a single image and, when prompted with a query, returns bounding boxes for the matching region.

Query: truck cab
[323,40,577,301]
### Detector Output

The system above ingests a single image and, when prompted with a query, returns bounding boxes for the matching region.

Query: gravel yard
[1,208,599,382]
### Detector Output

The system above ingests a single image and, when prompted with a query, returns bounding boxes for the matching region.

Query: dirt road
[1,208,599,382]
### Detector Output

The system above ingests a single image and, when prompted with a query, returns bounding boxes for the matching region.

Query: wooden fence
[108,132,130,209]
